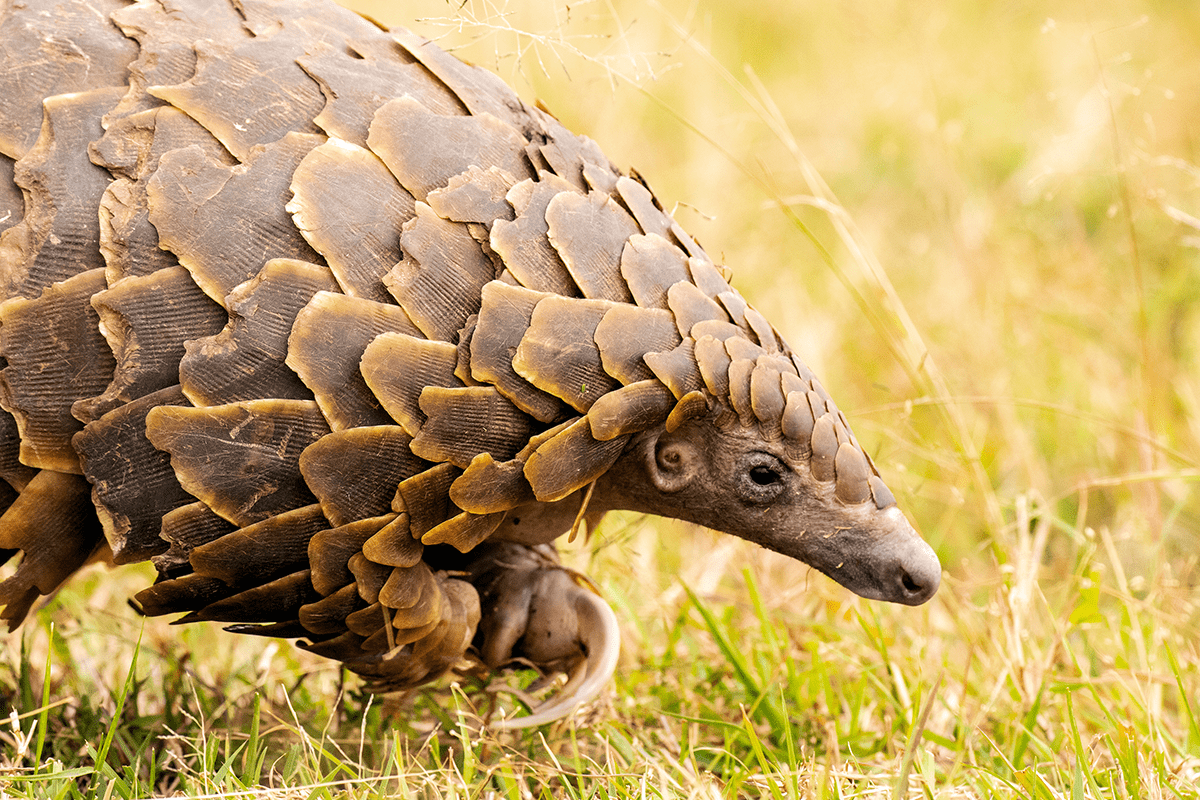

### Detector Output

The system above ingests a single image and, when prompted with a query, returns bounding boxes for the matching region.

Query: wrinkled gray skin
[491,412,940,607]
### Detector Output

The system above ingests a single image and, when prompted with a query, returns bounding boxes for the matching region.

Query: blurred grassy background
[1,0,1198,796]
[354,0,1200,583]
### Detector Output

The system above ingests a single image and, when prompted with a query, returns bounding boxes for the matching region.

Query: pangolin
[0,0,940,727]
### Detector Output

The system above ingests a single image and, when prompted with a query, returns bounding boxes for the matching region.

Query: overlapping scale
[179,259,337,406]
[299,41,463,147]
[78,267,226,421]
[148,133,326,306]
[298,426,428,527]
[644,338,703,400]
[0,269,115,472]
[587,381,677,441]
[523,418,629,503]
[619,233,691,309]
[309,516,392,595]
[288,138,415,303]
[362,515,424,568]
[0,470,105,628]
[490,174,581,296]
[147,4,380,160]
[367,96,531,201]
[1,88,125,300]
[410,386,536,468]
[93,107,234,284]
[154,503,237,577]
[513,296,620,413]
[145,399,330,526]
[448,453,538,515]
[545,190,638,302]
[471,281,566,422]
[427,165,516,225]
[0,0,135,159]
[593,305,681,385]
[384,202,497,341]
[74,385,192,563]
[287,291,420,429]
[360,333,461,435]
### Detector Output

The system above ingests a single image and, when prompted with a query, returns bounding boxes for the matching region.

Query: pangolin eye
[736,453,788,504]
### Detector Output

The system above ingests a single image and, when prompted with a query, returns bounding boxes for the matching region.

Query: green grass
[3,0,1199,796]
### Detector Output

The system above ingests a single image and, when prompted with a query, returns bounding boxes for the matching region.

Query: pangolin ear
[644,428,703,494]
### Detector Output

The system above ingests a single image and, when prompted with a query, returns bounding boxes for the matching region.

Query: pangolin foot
[464,542,620,729]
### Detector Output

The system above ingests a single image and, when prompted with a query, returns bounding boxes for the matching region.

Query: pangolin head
[576,310,941,606]
[600,382,941,607]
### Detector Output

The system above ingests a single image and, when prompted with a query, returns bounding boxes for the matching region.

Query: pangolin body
[0,0,940,726]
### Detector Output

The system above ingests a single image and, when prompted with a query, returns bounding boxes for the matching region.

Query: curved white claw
[491,585,620,729]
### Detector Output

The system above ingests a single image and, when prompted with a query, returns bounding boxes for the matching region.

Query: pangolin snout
[863,505,941,605]
[886,533,941,605]
[812,506,941,605]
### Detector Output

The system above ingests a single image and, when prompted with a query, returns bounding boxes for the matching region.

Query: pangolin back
[0,0,939,725]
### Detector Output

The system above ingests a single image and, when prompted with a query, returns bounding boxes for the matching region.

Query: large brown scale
[0,0,940,727]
